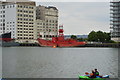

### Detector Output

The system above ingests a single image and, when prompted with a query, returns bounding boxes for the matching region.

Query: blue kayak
[79,75,109,80]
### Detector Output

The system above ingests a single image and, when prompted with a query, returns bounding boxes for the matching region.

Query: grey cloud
[37,2,110,35]
[31,0,110,2]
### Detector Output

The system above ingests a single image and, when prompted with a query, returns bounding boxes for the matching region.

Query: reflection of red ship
[37,25,86,47]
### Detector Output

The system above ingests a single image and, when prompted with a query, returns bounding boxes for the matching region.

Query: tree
[71,35,77,39]
[104,32,111,43]
[96,31,105,42]
[77,38,84,41]
[88,30,112,43]
[88,31,97,41]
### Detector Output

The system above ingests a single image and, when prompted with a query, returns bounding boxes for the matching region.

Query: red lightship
[37,25,86,47]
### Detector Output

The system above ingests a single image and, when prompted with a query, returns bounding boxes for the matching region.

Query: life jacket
[95,71,99,76]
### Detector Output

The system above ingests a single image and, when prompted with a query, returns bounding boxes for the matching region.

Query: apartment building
[110,0,120,42]
[0,1,36,43]
[36,5,58,40]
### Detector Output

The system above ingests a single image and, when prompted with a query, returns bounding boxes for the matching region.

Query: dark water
[1,47,118,78]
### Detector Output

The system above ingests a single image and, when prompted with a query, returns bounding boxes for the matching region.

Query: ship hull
[37,38,86,47]
[37,38,57,47]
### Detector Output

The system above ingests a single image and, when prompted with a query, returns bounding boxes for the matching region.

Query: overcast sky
[36,2,110,35]
[1,0,111,35]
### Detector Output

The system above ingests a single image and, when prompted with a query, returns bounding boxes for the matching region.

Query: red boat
[37,25,86,47]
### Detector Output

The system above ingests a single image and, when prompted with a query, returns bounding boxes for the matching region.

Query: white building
[36,5,58,40]
[110,0,120,42]
[0,2,17,39]
[0,1,59,43]
[0,1,36,43]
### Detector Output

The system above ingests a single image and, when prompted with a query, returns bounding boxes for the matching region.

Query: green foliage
[77,38,87,41]
[71,35,77,39]
[88,31,97,41]
[88,30,112,43]
[77,38,84,41]
[109,40,116,43]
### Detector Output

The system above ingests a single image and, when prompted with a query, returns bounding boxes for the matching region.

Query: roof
[46,6,58,10]
[38,5,58,10]
[6,0,31,2]
[0,1,36,6]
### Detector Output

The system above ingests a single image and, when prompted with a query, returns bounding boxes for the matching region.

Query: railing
[110,15,120,18]
[110,11,120,14]
[110,0,120,2]
[110,22,120,25]
[110,19,120,21]
[110,4,120,7]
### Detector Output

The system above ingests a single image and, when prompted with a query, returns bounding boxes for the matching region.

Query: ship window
[40,35,42,37]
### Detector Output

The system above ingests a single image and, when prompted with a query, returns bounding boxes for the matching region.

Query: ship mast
[59,25,64,37]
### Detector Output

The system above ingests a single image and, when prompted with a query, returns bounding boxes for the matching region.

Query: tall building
[0,1,36,43]
[36,5,58,40]
[110,0,120,42]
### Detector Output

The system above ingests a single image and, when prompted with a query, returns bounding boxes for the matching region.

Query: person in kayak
[90,70,96,78]
[94,69,99,76]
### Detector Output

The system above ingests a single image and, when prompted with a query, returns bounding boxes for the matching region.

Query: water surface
[2,47,118,78]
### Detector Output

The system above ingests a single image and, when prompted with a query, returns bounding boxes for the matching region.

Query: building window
[3,15,5,17]
[20,5,22,8]
[3,11,5,13]
[3,6,5,9]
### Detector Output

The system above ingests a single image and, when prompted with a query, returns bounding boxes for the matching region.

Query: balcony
[110,26,113,29]
[110,15,120,18]
[110,22,120,25]
[110,19,120,21]
[110,8,119,11]
[110,4,120,7]
[110,0,120,3]
[110,10,120,13]
[110,12,120,14]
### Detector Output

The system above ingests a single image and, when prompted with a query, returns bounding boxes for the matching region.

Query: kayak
[79,78,105,80]
[79,75,109,80]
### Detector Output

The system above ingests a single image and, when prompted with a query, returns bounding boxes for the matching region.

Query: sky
[0,0,111,2]
[35,2,110,35]
[0,0,111,35]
